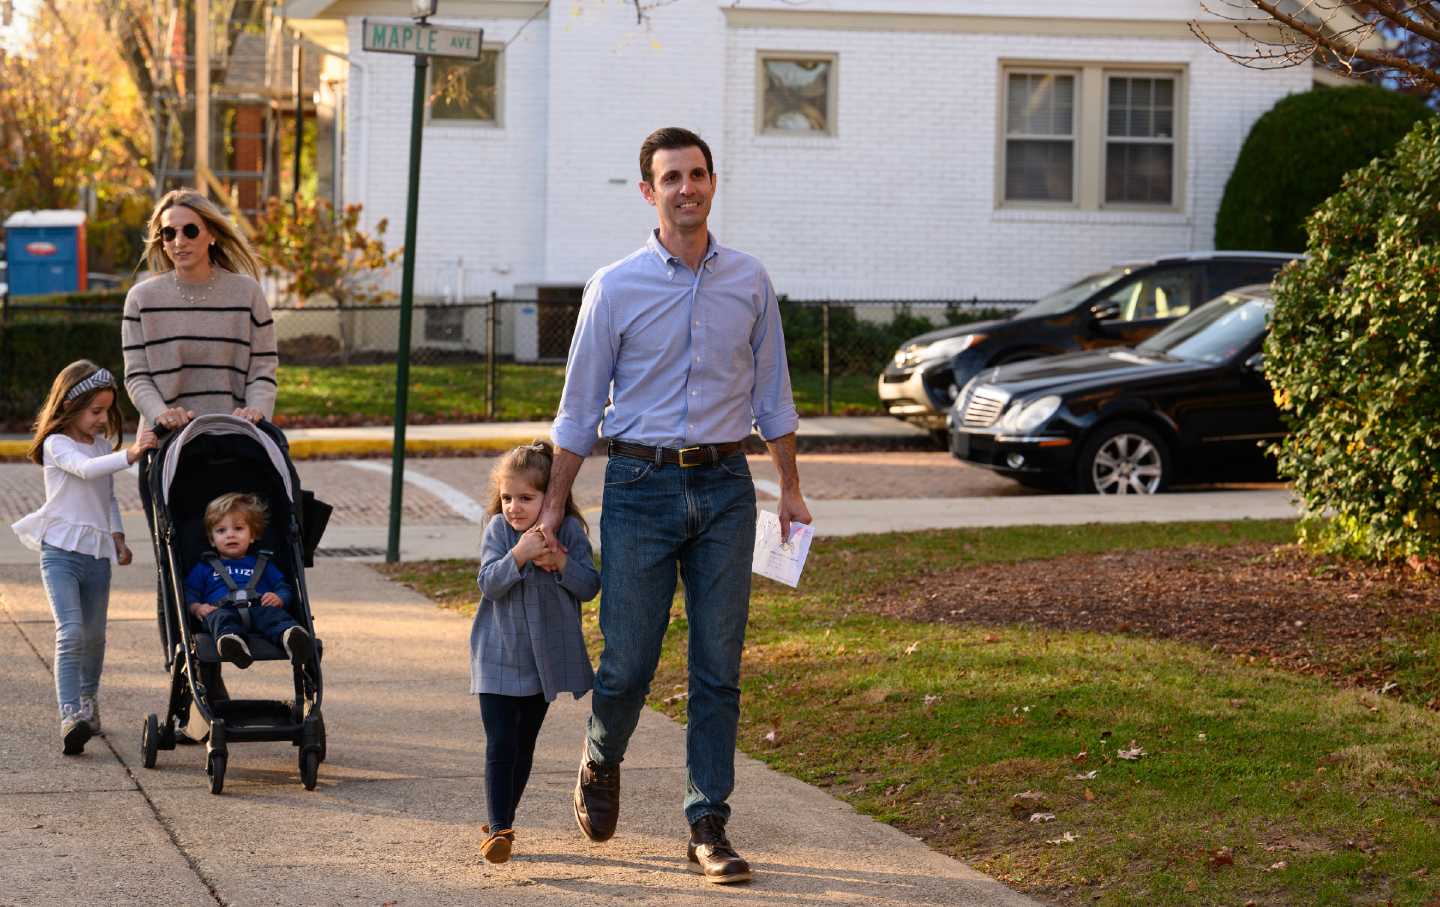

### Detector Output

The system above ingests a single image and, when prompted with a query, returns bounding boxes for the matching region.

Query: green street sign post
[369,9,484,563]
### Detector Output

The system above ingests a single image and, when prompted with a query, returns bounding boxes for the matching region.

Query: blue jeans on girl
[40,543,111,717]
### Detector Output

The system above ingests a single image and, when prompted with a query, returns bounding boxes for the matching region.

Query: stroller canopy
[159,415,295,506]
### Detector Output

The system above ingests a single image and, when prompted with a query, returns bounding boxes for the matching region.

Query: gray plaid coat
[470,515,598,701]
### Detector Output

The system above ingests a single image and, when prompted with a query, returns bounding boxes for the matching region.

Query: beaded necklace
[173,269,217,305]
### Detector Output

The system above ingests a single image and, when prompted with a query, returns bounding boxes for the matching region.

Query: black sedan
[946,286,1283,494]
[879,251,1297,437]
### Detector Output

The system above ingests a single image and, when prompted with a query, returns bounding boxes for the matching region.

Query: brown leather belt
[608,439,747,468]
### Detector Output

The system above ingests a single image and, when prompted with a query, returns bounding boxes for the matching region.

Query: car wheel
[1076,421,1170,495]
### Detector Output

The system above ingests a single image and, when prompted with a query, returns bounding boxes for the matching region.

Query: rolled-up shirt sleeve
[749,272,799,441]
[552,276,617,458]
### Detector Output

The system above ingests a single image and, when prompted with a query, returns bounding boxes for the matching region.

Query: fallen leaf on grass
[1083,787,1096,802]
[1070,770,1098,780]
[763,729,779,745]
[904,641,920,655]
[662,691,688,704]
[1209,847,1234,868]
[983,634,1000,643]
[1046,831,1078,845]
[1116,742,1147,761]
[1072,749,1088,763]
[1266,860,1288,872]
[1028,812,1057,823]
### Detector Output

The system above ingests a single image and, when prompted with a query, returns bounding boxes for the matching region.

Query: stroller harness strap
[201,550,274,631]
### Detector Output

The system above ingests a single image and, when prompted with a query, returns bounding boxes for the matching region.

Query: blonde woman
[122,189,277,434]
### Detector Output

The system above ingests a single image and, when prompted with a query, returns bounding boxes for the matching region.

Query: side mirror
[1090,302,1121,321]
[1243,352,1265,373]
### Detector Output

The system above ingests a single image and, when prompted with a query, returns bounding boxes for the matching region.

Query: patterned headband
[65,368,115,402]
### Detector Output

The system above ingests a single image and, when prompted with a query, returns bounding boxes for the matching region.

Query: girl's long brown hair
[485,440,586,533]
[142,189,262,280]
[27,360,123,465]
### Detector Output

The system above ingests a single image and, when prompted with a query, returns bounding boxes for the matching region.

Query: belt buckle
[677,445,705,468]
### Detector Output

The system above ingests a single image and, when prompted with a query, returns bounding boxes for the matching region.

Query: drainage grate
[315,546,386,558]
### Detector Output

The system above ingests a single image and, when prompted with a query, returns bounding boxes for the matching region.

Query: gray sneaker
[60,703,92,755]
[79,696,101,735]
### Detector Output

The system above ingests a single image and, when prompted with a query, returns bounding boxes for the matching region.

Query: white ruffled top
[11,434,129,562]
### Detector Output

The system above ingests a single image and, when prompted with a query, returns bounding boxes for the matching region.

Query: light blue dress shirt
[552,230,799,456]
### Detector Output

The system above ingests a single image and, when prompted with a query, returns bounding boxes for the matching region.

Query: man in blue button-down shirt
[541,127,810,884]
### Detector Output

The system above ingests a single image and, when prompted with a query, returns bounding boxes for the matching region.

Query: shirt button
[691,390,697,396]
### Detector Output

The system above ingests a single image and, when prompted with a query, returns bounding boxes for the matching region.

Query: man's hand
[539,445,584,560]
[156,407,194,430]
[260,592,283,607]
[232,407,264,423]
[776,489,812,543]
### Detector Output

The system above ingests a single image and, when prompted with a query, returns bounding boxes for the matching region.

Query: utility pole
[195,0,210,194]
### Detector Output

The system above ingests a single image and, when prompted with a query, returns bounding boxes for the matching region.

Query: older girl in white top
[11,361,156,755]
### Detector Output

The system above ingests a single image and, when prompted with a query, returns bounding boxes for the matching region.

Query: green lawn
[275,363,883,423]
[378,520,1440,905]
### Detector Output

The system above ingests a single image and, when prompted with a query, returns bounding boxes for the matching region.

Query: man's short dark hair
[639,127,714,184]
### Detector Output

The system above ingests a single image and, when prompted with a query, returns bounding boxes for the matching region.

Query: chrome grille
[962,386,1010,428]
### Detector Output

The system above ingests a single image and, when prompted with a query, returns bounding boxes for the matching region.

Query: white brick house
[285,0,1321,302]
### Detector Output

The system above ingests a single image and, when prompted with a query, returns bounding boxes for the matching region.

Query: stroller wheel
[141,714,159,769]
[207,753,227,795]
[299,749,320,791]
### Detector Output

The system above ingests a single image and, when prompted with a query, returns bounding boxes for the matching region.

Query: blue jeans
[587,451,756,824]
[40,544,111,717]
[199,602,299,647]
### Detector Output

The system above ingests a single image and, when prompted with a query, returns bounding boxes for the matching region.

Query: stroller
[138,415,332,794]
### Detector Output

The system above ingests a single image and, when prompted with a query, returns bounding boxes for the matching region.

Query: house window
[758,53,836,134]
[999,63,1185,211]
[1105,75,1176,205]
[1003,72,1076,203]
[428,49,501,124]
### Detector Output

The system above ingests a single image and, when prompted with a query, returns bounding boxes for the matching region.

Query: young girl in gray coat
[472,440,598,863]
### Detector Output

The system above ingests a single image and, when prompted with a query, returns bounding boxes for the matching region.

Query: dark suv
[877,251,1299,436]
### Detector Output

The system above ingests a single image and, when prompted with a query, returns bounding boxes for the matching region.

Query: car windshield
[1016,267,1129,319]
[1136,293,1271,364]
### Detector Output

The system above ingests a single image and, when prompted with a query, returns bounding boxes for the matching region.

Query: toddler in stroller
[139,414,330,795]
[184,492,313,670]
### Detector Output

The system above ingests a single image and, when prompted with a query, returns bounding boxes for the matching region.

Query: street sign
[362,18,483,58]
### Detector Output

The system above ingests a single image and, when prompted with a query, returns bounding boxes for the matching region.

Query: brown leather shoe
[573,742,620,842]
[479,825,514,863]
[687,814,752,884]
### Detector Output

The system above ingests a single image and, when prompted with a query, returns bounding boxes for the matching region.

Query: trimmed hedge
[1216,86,1431,254]
[1266,117,1440,561]
[0,319,126,424]
[780,303,1011,376]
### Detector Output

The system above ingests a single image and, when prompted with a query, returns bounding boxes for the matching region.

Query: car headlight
[894,334,987,369]
[1000,395,1062,434]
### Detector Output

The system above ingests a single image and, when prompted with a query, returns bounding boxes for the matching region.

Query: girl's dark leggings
[479,692,550,831]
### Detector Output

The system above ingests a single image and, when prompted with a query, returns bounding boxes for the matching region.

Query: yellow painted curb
[0,436,541,462]
[287,435,539,459]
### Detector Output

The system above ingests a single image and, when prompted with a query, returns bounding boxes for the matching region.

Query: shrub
[0,319,126,424]
[780,303,1011,376]
[1216,86,1431,253]
[1266,117,1440,561]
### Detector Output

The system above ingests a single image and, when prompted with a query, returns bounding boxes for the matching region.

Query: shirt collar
[647,229,721,272]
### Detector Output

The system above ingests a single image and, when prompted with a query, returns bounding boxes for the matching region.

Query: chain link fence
[2,291,1027,424]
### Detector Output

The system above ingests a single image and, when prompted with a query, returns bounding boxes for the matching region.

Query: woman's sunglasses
[159,223,202,243]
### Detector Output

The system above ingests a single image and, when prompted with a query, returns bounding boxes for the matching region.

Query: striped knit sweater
[122,269,278,432]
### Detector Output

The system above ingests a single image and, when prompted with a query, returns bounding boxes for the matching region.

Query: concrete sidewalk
[0,416,931,461]
[0,560,1040,906]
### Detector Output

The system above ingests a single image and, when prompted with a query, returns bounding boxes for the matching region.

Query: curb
[0,432,937,462]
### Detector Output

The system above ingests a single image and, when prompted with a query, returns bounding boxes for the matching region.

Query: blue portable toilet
[3,210,88,296]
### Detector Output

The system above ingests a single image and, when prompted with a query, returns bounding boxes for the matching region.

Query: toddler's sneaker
[282,626,313,666]
[60,703,92,755]
[479,825,514,864]
[217,633,254,669]
[79,695,101,735]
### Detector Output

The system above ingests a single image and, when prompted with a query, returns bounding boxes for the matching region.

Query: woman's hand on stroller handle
[232,407,265,424]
